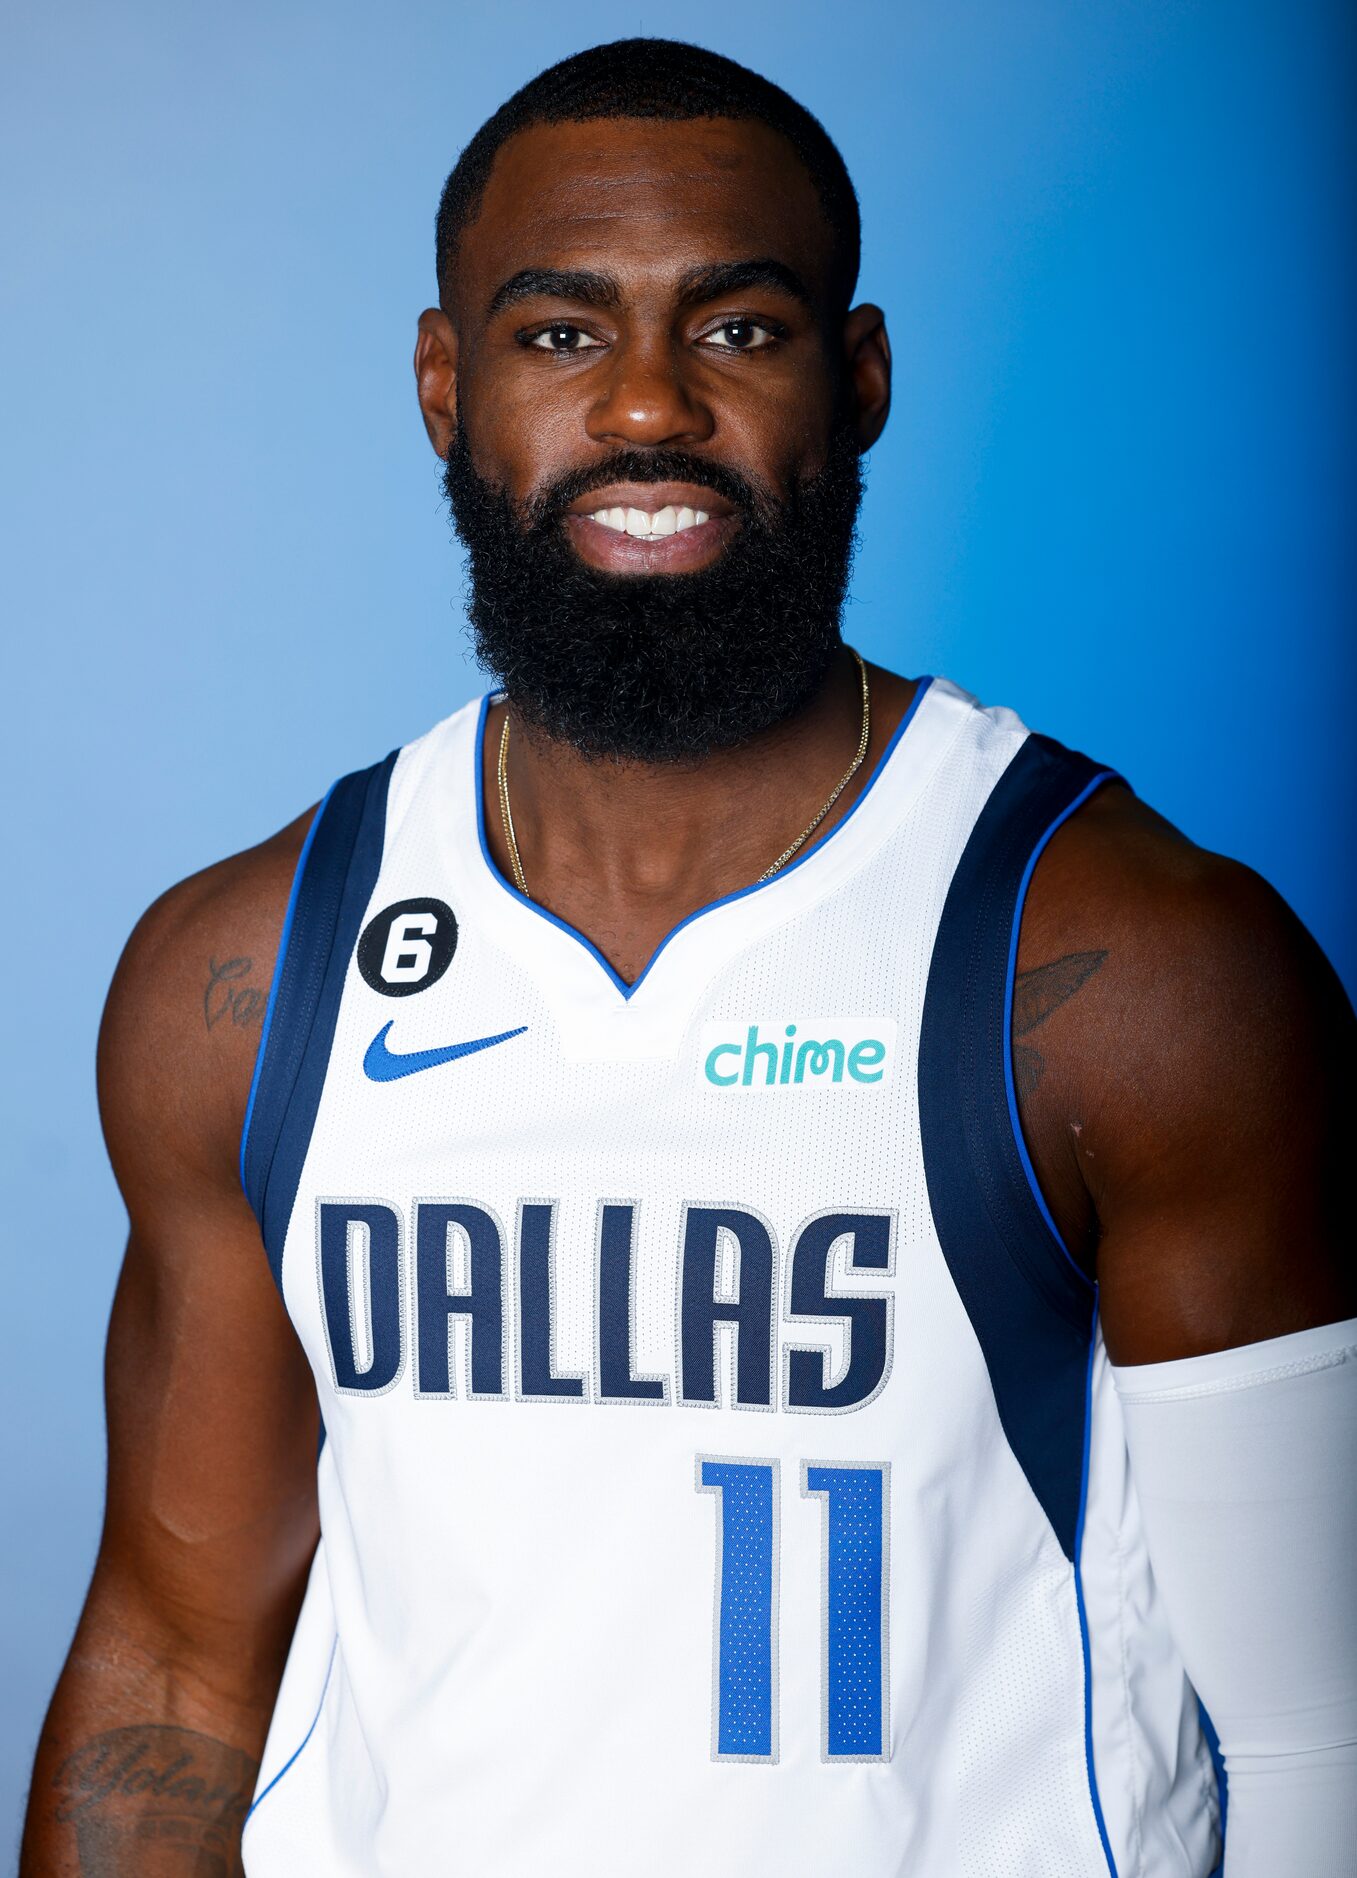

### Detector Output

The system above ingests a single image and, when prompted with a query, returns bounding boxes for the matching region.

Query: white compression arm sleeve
[1112,1317,1357,1877]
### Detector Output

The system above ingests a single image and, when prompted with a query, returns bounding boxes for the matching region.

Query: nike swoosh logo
[363,1020,527,1082]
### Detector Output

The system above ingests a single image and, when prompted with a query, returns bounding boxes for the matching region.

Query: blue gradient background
[2,0,1353,1843]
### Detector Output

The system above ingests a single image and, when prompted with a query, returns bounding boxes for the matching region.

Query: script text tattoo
[51,1724,258,1876]
[204,956,267,1032]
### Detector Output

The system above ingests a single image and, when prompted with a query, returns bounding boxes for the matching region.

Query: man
[21,37,1355,1877]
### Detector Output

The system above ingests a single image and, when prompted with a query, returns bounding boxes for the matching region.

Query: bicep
[89,829,321,1667]
[1087,858,1356,1366]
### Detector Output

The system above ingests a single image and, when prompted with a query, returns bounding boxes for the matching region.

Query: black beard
[442,426,863,764]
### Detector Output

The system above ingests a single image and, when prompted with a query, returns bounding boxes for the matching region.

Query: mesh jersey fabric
[239,677,1221,1878]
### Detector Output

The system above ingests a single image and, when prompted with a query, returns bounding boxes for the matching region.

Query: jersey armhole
[918,731,1121,1557]
[240,751,397,1292]
[1001,763,1121,1275]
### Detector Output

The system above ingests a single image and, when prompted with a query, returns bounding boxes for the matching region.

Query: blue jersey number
[695,1459,779,1760]
[697,1457,890,1764]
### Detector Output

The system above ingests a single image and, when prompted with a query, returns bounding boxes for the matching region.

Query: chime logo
[701,1020,896,1090]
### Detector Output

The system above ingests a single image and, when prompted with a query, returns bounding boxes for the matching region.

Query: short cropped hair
[435,39,860,311]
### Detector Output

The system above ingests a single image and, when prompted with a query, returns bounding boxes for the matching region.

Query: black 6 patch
[357,898,457,997]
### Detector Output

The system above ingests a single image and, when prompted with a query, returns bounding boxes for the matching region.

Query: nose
[585,339,715,449]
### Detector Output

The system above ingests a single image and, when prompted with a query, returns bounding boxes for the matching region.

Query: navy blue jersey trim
[917,732,1119,1559]
[242,752,397,1291]
[239,785,335,1195]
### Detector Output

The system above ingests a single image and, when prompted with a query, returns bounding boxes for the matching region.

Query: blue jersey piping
[242,1632,338,1831]
[239,785,336,1194]
[1002,762,1122,1866]
[1075,1305,1119,1876]
[1001,768,1118,1286]
[473,674,935,1000]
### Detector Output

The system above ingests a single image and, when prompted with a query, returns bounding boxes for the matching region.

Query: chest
[287,873,935,1423]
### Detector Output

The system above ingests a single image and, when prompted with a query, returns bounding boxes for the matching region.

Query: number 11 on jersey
[696,1457,891,1764]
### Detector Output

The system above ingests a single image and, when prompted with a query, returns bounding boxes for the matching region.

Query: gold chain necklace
[497,649,871,902]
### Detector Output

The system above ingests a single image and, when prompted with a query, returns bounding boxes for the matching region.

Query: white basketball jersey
[239,677,1222,1876]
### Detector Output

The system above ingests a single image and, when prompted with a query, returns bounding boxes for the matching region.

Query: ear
[842,304,891,451]
[414,309,459,458]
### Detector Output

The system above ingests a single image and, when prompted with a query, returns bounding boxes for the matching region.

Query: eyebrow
[675,259,814,310]
[487,268,621,316]
[486,257,814,320]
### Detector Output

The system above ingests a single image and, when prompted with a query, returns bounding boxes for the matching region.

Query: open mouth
[584,503,711,538]
[563,481,738,575]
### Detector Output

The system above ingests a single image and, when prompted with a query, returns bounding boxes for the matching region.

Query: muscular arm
[1017,785,1357,1871]
[1015,783,1355,1356]
[22,813,319,1877]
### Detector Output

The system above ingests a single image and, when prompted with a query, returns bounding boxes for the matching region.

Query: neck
[481,649,917,985]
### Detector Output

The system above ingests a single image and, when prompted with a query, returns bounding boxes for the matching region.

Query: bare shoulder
[98,806,318,1206]
[1019,781,1350,1093]
[1015,782,1356,1352]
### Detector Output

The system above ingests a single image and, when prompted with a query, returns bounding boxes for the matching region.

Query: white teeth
[588,503,711,536]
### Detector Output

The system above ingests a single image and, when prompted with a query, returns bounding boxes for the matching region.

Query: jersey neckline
[469,675,936,1004]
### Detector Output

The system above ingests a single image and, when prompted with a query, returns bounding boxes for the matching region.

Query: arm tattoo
[204,956,267,1032]
[1012,949,1108,1097]
[52,1725,258,1875]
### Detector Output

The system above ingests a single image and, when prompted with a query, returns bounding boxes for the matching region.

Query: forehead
[458,116,834,311]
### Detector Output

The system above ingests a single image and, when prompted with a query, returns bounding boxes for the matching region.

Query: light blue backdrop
[2,0,1353,1844]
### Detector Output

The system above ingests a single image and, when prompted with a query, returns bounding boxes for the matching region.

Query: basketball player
[22,39,1356,1878]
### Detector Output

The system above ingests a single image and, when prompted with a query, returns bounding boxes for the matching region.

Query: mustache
[521,450,773,533]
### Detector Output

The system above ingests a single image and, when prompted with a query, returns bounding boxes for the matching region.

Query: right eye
[524,324,603,352]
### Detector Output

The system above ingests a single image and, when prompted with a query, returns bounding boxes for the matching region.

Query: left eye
[528,325,602,352]
[702,320,777,350]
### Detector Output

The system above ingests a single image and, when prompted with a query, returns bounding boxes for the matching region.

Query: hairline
[439,111,853,316]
